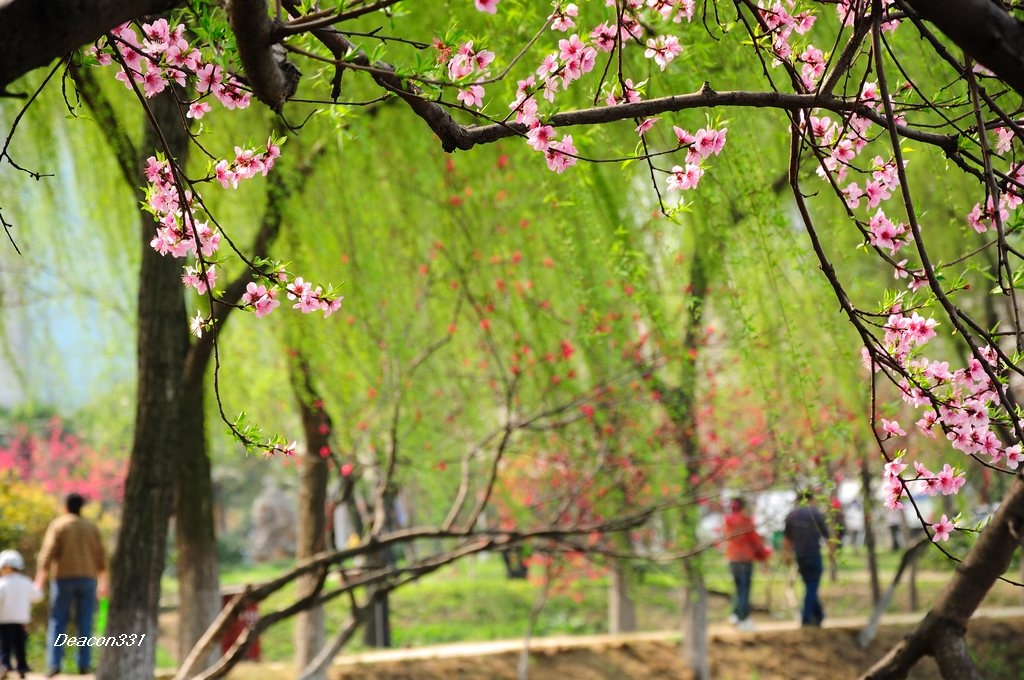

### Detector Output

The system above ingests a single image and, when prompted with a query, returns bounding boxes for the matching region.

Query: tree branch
[227,0,298,111]
[0,0,180,93]
[900,0,1024,98]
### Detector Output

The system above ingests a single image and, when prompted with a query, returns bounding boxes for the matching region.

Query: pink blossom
[931,514,953,542]
[511,96,539,126]
[544,135,578,173]
[590,23,617,51]
[693,127,727,158]
[666,164,703,191]
[189,312,206,338]
[474,0,499,13]
[457,84,485,108]
[864,180,891,208]
[842,182,863,209]
[1006,444,1024,470]
[187,101,212,119]
[536,53,559,79]
[644,35,682,70]
[880,418,906,437]
[935,464,965,495]
[526,125,556,151]
[214,160,236,189]
[549,3,578,31]
[196,64,222,94]
[182,265,216,294]
[673,126,695,146]
[995,127,1015,154]
[860,346,880,372]
[322,296,344,317]
[287,277,312,301]
[635,118,658,135]
[916,410,938,437]
[882,459,906,480]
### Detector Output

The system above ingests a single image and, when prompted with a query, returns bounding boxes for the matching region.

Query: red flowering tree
[0,416,125,504]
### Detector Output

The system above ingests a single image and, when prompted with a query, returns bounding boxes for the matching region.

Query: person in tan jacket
[34,494,107,677]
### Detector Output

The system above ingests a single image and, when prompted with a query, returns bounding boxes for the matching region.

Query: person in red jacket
[722,497,770,631]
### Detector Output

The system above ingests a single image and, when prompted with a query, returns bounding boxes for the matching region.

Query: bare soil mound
[327,617,1024,680]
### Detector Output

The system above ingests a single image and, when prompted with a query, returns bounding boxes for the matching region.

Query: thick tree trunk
[174,378,220,674]
[97,88,188,680]
[292,358,330,679]
[860,474,1024,680]
[608,558,636,634]
[174,130,293,673]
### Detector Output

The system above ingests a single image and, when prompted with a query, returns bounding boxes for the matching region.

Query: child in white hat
[0,550,42,679]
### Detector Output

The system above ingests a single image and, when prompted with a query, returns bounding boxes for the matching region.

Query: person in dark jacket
[783,491,831,627]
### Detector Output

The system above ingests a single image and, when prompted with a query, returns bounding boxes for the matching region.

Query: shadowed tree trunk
[97,86,189,680]
[860,474,1024,680]
[174,132,299,674]
[175,367,219,672]
[71,63,297,674]
[291,356,331,679]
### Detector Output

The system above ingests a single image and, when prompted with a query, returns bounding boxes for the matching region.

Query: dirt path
[329,605,1024,666]
[27,607,1024,679]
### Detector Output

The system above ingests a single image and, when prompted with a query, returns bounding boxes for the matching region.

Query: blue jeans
[796,553,824,626]
[47,577,97,672]
[729,561,753,621]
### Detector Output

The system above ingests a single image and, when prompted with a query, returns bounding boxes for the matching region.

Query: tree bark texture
[861,474,1024,680]
[97,87,189,680]
[0,0,179,92]
[174,135,293,673]
[900,0,1024,98]
[291,358,330,679]
[174,371,220,674]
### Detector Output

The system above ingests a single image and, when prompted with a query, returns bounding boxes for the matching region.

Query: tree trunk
[681,558,710,680]
[97,88,189,680]
[174,377,220,673]
[859,454,880,605]
[608,558,636,634]
[861,474,1024,679]
[291,358,330,679]
[174,130,294,673]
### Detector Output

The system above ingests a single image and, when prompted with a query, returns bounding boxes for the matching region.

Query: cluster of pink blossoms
[463,1,715,179]
[144,140,279,267]
[965,129,1024,233]
[805,82,928,289]
[447,41,495,109]
[665,126,727,193]
[94,19,341,328]
[88,19,250,114]
[866,309,1024,541]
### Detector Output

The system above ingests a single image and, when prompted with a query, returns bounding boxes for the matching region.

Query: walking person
[722,498,770,631]
[34,493,107,677]
[783,490,832,627]
[0,550,43,679]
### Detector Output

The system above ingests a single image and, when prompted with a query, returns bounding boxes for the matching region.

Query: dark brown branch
[0,0,180,93]
[228,0,298,111]
[900,0,1024,99]
[860,475,1024,680]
